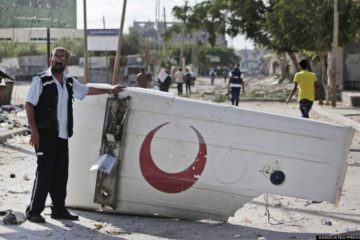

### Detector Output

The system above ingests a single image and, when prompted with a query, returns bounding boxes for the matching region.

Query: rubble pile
[0,104,28,132]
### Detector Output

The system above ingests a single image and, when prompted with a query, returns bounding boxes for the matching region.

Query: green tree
[0,42,45,57]
[16,43,45,56]
[53,37,84,57]
[177,0,360,99]
[0,42,19,58]
[177,0,360,66]
[265,0,360,99]
[122,29,142,56]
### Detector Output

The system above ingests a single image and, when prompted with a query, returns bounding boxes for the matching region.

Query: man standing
[25,47,125,223]
[136,68,150,88]
[286,59,323,118]
[222,69,228,84]
[184,68,192,96]
[209,68,217,86]
[174,68,183,96]
[228,63,244,106]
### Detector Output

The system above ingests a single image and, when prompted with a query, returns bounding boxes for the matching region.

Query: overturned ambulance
[67,85,355,221]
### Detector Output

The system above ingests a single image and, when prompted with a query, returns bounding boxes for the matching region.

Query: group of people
[135,68,172,92]
[136,67,192,95]
[208,68,230,86]
[207,64,245,107]
[24,46,321,224]
[216,60,322,118]
[174,68,194,96]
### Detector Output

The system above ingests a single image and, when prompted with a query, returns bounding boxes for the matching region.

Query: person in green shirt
[287,59,323,118]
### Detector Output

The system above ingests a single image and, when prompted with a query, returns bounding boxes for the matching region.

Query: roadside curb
[313,105,360,132]
[0,128,29,143]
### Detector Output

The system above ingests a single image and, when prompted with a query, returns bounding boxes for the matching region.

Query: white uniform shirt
[174,71,183,83]
[26,68,89,139]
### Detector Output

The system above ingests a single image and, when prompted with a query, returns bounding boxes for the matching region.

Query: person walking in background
[286,59,323,118]
[228,63,244,106]
[190,70,196,86]
[184,68,192,96]
[136,68,150,88]
[174,68,183,96]
[25,47,125,224]
[209,68,217,86]
[222,69,228,84]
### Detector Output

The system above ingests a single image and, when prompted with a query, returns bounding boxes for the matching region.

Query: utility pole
[155,0,161,74]
[163,7,167,32]
[112,0,127,85]
[47,27,50,67]
[331,0,339,107]
[102,16,106,29]
[179,1,188,70]
[83,0,89,83]
[156,0,160,23]
[191,0,197,72]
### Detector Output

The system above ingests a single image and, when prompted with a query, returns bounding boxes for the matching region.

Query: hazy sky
[76,0,254,50]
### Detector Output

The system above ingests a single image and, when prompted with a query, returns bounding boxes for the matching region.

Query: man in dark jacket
[228,63,244,106]
[184,68,192,96]
[25,47,125,223]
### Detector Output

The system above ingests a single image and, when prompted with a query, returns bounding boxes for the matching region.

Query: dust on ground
[0,76,359,240]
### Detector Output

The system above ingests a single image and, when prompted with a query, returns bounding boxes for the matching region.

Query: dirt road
[0,79,359,240]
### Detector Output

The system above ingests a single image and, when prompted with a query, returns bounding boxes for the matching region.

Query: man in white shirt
[174,68,183,96]
[25,47,125,223]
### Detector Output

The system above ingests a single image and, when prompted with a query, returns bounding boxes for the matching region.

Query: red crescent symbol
[139,122,207,193]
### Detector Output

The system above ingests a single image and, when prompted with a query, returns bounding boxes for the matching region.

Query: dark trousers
[177,83,183,96]
[159,80,170,92]
[299,99,313,118]
[185,83,191,96]
[26,137,69,216]
[231,87,241,106]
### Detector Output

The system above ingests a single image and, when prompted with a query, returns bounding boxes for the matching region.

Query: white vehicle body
[67,86,354,221]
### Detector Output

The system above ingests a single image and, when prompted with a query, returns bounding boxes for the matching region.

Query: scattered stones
[23,174,30,181]
[321,219,333,226]
[106,230,131,235]
[94,223,105,230]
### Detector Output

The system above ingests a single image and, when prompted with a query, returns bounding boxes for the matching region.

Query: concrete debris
[94,223,105,230]
[1,104,23,113]
[5,134,30,145]
[1,210,26,224]
[0,105,27,131]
